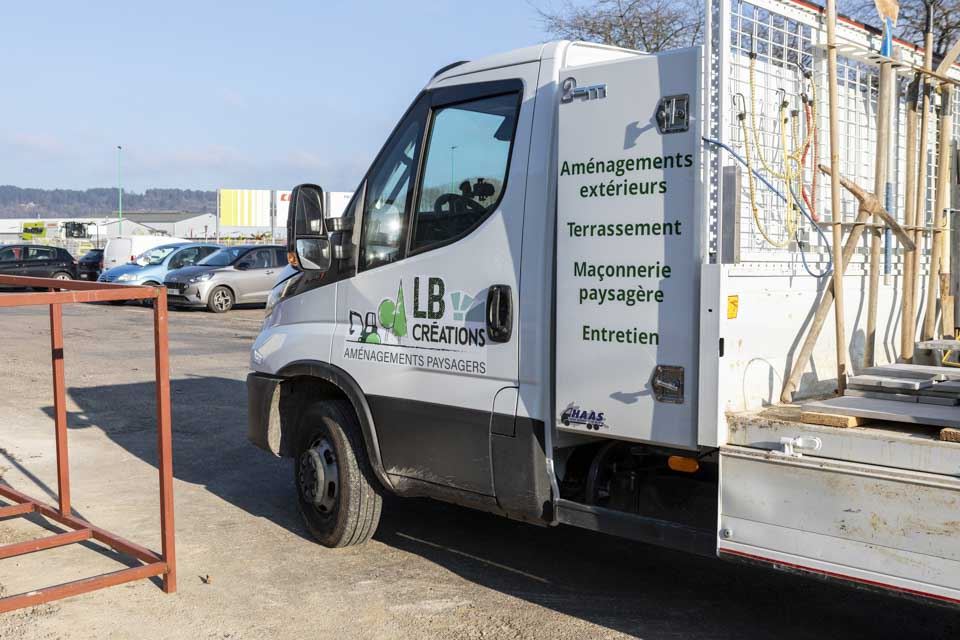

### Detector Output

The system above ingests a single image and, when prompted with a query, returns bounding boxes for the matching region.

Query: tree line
[0,186,216,218]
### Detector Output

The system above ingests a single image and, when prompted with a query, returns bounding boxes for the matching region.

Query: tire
[206,286,234,313]
[33,272,73,293]
[293,399,382,547]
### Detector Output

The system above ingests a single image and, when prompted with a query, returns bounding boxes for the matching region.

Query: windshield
[199,247,247,267]
[134,245,178,266]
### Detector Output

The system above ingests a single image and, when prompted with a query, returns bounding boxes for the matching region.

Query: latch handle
[779,436,822,457]
[652,365,685,404]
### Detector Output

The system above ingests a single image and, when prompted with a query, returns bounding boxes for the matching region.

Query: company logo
[344,276,489,375]
[348,276,485,348]
[450,291,475,321]
[560,77,608,104]
[348,281,408,345]
[560,404,607,431]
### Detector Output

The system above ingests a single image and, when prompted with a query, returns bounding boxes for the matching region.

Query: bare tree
[539,0,960,59]
[845,0,960,58]
[537,0,704,53]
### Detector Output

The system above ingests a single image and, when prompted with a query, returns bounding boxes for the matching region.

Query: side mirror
[287,183,331,272]
[235,261,251,271]
[296,237,331,271]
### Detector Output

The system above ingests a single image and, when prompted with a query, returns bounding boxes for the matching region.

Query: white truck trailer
[248,0,960,606]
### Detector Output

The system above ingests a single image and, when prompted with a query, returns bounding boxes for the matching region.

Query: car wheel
[294,400,382,547]
[51,272,72,281]
[207,286,234,313]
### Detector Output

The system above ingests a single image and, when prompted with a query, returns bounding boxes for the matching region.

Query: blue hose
[702,136,833,278]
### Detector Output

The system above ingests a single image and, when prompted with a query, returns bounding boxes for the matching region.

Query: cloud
[4,132,67,155]
[283,150,326,171]
[220,89,248,109]
[135,144,255,171]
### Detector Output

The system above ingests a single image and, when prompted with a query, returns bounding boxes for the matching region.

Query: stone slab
[848,375,933,391]
[844,389,918,403]
[918,395,960,406]
[863,364,960,381]
[803,396,960,428]
[916,340,960,350]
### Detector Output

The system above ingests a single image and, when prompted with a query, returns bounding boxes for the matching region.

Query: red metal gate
[0,275,176,612]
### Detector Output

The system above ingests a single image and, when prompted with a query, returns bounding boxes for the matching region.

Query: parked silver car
[163,245,286,312]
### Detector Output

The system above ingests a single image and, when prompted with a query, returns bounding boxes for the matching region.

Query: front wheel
[207,286,234,313]
[51,272,72,281]
[294,400,382,547]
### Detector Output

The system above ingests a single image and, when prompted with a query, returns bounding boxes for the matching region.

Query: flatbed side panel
[726,414,960,478]
[719,446,960,603]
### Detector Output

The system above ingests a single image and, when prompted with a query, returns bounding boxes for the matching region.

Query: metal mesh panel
[714,0,954,271]
[729,1,818,257]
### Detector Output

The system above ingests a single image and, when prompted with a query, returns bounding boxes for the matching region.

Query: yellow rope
[778,103,799,241]
[742,53,818,248]
[747,54,788,180]
[739,109,794,248]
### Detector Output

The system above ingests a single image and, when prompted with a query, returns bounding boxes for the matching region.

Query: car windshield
[199,247,247,267]
[135,246,177,266]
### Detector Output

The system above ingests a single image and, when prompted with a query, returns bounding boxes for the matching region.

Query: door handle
[486,284,513,343]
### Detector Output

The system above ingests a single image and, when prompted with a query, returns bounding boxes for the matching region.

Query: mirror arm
[332,243,354,260]
[326,217,353,232]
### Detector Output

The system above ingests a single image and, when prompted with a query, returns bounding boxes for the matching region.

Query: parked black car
[0,245,78,280]
[78,248,105,281]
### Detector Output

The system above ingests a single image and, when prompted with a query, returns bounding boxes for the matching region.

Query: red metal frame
[0,275,176,613]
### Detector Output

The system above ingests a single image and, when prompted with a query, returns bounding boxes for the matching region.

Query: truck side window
[411,92,519,253]
[359,116,424,271]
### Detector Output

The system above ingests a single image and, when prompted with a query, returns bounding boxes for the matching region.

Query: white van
[247,31,960,606]
[102,235,186,270]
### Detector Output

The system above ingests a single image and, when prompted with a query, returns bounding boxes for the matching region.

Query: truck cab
[248,38,960,605]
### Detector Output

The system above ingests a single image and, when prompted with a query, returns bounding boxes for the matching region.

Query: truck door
[332,66,538,497]
[555,47,703,450]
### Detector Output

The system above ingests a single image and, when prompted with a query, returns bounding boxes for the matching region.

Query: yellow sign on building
[218,189,272,227]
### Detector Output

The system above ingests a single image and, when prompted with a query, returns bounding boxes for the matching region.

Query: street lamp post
[117,145,123,235]
[450,145,458,192]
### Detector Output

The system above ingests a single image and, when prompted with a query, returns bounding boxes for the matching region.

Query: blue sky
[0,1,550,193]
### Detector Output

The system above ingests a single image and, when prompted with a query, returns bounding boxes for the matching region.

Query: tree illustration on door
[375,281,408,343]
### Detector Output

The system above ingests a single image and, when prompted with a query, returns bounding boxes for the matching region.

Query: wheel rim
[298,437,339,515]
[213,289,231,311]
[55,273,70,280]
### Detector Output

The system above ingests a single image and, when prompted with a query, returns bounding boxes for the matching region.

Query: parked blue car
[98,242,222,287]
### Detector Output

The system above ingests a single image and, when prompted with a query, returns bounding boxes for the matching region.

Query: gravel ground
[0,301,958,639]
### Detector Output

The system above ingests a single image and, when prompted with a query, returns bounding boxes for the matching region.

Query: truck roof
[429,42,551,86]
[427,40,646,89]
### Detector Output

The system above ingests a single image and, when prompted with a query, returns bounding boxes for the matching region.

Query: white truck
[247,31,960,606]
